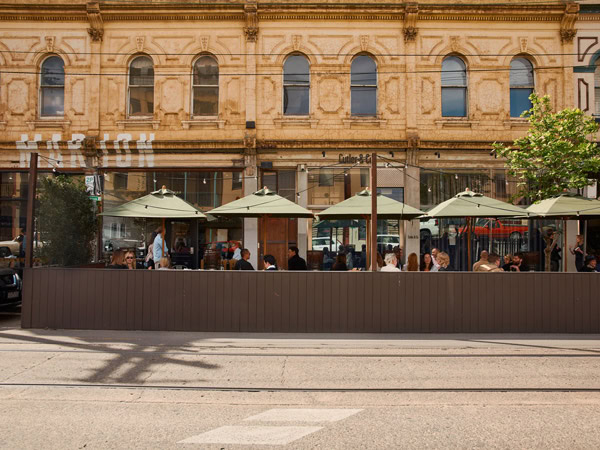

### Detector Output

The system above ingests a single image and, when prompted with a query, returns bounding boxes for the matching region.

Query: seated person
[263,254,278,270]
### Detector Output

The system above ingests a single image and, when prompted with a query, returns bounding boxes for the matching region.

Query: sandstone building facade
[0,0,583,267]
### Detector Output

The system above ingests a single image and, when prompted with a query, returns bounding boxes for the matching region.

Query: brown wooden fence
[21,268,600,333]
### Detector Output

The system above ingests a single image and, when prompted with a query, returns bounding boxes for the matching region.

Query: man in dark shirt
[509,252,529,272]
[287,246,307,270]
[234,248,254,270]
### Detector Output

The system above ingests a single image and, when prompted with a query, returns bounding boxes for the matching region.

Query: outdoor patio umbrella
[206,187,313,265]
[424,189,529,270]
[100,186,206,257]
[317,189,424,269]
[525,193,600,272]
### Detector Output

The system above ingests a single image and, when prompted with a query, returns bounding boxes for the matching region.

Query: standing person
[473,250,489,271]
[393,246,403,270]
[153,226,168,268]
[332,253,348,271]
[404,253,419,272]
[263,254,278,270]
[17,228,25,257]
[124,251,136,270]
[345,246,354,270]
[107,250,127,269]
[232,241,242,261]
[475,252,504,272]
[234,248,254,270]
[509,252,529,272]
[381,253,401,272]
[431,248,441,272]
[581,255,597,272]
[420,253,434,272]
[436,252,450,271]
[359,244,367,269]
[288,246,307,270]
[569,235,585,272]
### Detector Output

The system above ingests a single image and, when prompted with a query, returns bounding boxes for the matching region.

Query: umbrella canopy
[100,187,206,219]
[317,189,424,220]
[525,193,600,219]
[425,189,528,218]
[206,187,313,218]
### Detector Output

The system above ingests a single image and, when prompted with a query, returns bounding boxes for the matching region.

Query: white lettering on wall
[16,133,155,168]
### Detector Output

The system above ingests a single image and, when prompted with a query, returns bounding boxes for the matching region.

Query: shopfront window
[101,171,244,267]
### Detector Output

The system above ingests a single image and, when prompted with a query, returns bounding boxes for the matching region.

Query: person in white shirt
[232,241,242,261]
[153,227,168,268]
[430,247,440,272]
[381,252,401,272]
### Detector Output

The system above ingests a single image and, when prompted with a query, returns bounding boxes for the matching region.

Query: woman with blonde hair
[404,252,419,271]
[124,251,136,270]
[436,252,450,271]
[158,256,171,270]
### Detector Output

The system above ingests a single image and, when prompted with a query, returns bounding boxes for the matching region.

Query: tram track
[2,382,600,393]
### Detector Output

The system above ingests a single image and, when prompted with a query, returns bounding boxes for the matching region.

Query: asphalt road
[1,317,600,448]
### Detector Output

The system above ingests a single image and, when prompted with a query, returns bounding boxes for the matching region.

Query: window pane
[232,172,242,191]
[41,87,64,116]
[441,87,466,117]
[360,168,369,187]
[193,87,218,115]
[351,55,376,85]
[283,55,310,84]
[129,86,154,115]
[510,58,534,87]
[441,56,466,86]
[318,170,334,187]
[129,57,154,86]
[510,88,533,117]
[41,57,64,86]
[595,64,600,114]
[283,86,309,115]
[351,86,376,116]
[193,56,218,86]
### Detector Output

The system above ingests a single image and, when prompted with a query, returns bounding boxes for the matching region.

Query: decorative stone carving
[519,37,528,53]
[45,36,55,53]
[360,35,369,52]
[560,2,579,44]
[244,133,256,154]
[200,36,209,52]
[403,2,419,42]
[292,35,302,51]
[86,2,104,42]
[243,0,258,43]
[136,36,145,52]
[450,36,460,52]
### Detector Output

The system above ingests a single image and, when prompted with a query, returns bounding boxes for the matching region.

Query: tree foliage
[37,175,97,266]
[493,93,600,202]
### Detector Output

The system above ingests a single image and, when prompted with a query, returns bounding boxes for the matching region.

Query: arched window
[40,56,64,116]
[441,56,467,117]
[351,55,377,116]
[193,55,219,116]
[283,54,310,115]
[128,56,154,117]
[595,59,600,116]
[510,57,535,117]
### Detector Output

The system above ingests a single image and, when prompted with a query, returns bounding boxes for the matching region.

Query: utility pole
[25,152,38,268]
[370,152,377,271]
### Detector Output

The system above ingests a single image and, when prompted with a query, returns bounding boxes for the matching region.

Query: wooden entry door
[259,217,298,270]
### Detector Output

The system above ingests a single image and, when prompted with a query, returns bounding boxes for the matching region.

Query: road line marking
[244,408,363,423]
[178,425,322,445]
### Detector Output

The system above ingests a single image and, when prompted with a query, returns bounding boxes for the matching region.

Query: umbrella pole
[467,217,472,271]
[489,219,493,253]
[366,217,371,270]
[370,152,378,272]
[162,217,166,259]
[564,219,567,273]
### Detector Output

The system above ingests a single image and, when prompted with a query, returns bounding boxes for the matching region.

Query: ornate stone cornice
[560,2,579,43]
[403,2,418,42]
[86,2,104,42]
[243,0,259,42]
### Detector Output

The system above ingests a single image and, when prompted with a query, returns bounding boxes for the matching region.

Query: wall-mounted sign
[338,154,372,164]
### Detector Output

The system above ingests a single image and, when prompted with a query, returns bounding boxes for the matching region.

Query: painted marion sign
[12,133,155,169]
